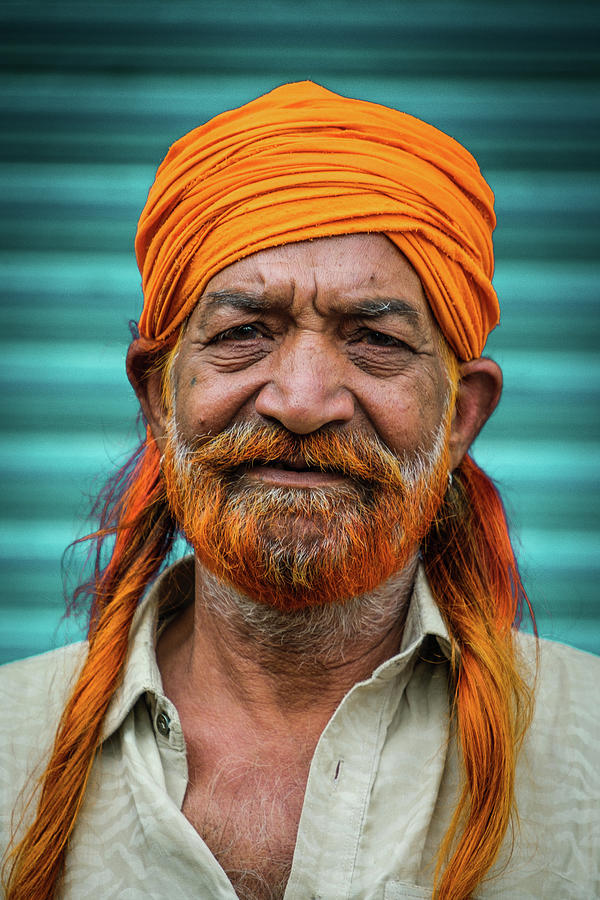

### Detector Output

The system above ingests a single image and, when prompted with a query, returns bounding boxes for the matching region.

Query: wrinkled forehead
[194,234,429,314]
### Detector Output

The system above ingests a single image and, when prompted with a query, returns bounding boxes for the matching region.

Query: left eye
[213,324,262,342]
[361,330,407,348]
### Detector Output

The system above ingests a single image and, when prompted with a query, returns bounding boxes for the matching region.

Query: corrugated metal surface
[1,0,598,662]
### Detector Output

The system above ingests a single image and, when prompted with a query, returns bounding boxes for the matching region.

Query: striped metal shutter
[1,0,598,661]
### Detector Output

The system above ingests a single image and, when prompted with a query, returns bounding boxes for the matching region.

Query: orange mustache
[169,422,418,488]
[163,421,450,610]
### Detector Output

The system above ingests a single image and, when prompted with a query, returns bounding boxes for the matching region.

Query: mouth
[240,457,347,488]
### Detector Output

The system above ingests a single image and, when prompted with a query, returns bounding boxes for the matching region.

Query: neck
[158,556,418,724]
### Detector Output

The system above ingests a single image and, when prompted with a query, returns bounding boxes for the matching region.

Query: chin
[192,525,413,613]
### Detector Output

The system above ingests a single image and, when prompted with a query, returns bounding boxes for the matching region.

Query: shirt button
[156,711,171,737]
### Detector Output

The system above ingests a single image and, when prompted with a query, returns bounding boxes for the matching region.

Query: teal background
[1,0,598,662]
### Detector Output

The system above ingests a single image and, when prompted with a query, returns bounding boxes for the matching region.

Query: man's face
[161,234,455,608]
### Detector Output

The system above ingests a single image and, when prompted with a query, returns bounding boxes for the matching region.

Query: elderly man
[1,82,598,900]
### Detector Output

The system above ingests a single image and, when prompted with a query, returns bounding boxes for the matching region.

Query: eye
[211,323,264,343]
[365,330,400,347]
[355,328,412,350]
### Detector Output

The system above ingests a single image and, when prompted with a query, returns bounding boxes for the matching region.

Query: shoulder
[515,631,599,756]
[511,632,600,891]
[515,630,599,725]
[0,643,88,847]
[0,642,88,755]
[0,642,88,720]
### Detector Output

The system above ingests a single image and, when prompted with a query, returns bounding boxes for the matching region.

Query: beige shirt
[1,559,598,899]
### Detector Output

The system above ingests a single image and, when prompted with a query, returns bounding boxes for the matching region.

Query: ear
[126,339,170,454]
[448,357,502,471]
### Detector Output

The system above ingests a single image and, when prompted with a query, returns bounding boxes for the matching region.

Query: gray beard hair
[194,555,419,665]
[166,413,449,662]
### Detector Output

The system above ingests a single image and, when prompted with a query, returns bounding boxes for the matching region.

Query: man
[1,82,598,900]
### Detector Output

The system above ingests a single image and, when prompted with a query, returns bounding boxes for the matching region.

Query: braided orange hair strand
[425,455,536,899]
[2,435,175,899]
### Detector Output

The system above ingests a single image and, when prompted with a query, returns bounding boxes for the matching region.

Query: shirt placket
[285,664,412,900]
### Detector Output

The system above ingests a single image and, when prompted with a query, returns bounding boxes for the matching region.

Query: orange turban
[135,81,499,360]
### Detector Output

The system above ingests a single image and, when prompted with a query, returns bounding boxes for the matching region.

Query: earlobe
[126,339,170,453]
[448,357,502,470]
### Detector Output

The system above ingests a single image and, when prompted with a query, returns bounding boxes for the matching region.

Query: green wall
[1,0,598,662]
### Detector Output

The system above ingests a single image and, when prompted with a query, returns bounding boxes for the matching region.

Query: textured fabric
[135,81,499,360]
[1,560,598,899]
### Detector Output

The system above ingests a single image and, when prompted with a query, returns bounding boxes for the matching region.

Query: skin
[127,233,502,895]
[127,228,503,716]
[132,234,501,478]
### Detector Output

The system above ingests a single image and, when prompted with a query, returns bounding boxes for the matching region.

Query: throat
[194,557,416,684]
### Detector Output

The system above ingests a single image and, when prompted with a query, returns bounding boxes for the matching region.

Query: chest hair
[182,756,308,900]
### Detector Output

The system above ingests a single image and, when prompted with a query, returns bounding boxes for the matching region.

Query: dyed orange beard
[162,420,451,611]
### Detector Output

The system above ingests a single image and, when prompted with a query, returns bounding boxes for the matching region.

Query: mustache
[171,421,423,490]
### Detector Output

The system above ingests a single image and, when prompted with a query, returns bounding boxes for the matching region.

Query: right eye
[211,323,264,342]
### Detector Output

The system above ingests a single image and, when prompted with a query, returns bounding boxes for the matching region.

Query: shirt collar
[401,563,453,659]
[100,556,194,741]
[101,556,453,741]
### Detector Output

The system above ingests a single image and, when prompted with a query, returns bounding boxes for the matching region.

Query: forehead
[195,233,433,319]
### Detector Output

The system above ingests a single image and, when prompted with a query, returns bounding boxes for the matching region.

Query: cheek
[372,399,425,455]
[172,365,262,440]
[361,378,447,456]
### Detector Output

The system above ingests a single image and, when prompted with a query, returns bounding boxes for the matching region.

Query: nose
[254,337,355,434]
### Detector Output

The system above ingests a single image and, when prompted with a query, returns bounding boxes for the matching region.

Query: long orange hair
[2,351,535,900]
[424,455,535,897]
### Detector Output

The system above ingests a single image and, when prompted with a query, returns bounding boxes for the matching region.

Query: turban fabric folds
[135,81,499,360]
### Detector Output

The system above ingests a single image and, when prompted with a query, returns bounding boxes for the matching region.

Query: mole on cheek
[190,377,197,386]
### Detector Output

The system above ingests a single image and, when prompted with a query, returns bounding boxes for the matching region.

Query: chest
[182,757,308,900]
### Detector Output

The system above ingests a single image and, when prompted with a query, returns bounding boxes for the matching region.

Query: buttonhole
[334,760,342,781]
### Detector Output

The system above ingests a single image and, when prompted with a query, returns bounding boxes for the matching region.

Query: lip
[243,464,346,488]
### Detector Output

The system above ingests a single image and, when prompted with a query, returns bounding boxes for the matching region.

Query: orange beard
[162,420,451,611]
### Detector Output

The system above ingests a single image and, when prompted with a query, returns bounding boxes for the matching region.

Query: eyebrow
[200,290,268,317]
[199,289,423,326]
[352,298,422,325]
